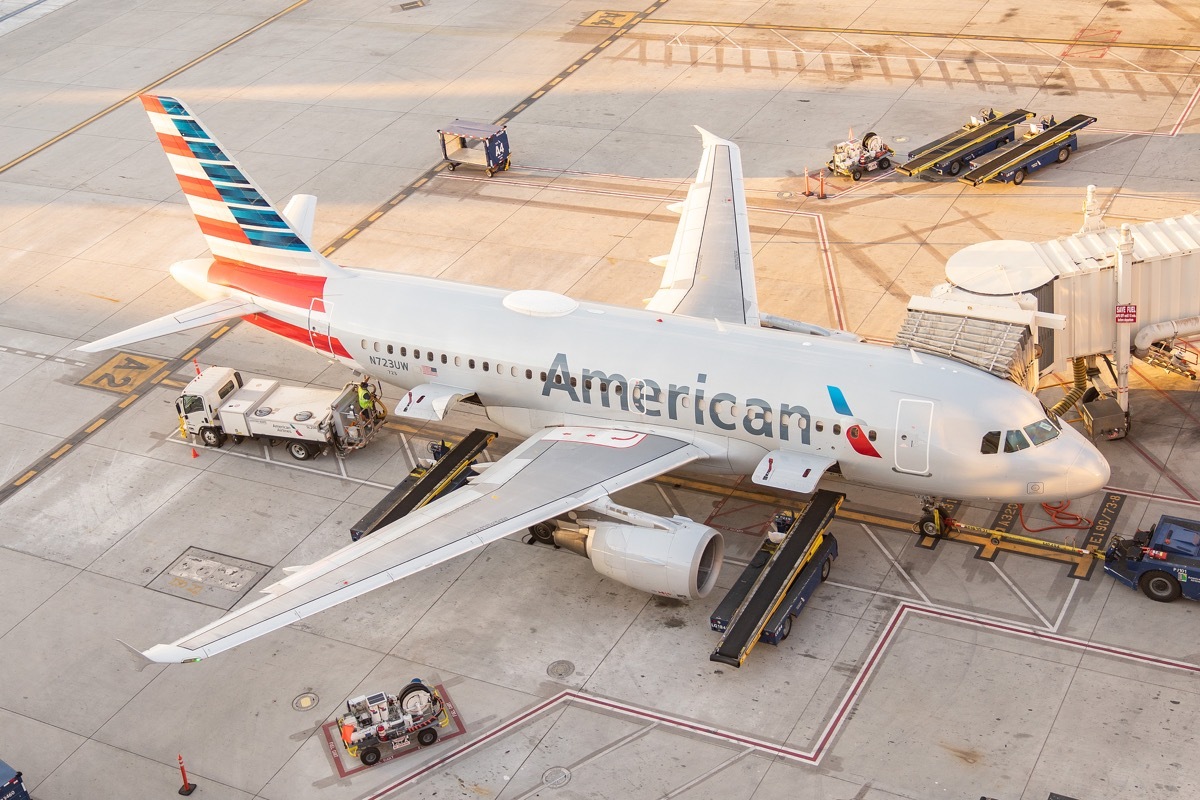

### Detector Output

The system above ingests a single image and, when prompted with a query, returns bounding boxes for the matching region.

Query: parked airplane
[81,96,1109,665]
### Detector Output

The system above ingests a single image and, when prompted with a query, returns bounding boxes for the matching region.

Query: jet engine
[550,516,724,600]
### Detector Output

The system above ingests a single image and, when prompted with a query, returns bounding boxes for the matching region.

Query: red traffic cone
[190,447,199,459]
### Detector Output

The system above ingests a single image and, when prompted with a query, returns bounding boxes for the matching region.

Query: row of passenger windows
[361,339,876,439]
[979,418,1060,454]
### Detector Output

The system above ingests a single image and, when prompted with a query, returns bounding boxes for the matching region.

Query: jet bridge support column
[1115,224,1134,415]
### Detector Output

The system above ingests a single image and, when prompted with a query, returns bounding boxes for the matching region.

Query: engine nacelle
[560,519,724,600]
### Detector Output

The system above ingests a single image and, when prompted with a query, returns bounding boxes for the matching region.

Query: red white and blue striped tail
[141,94,342,277]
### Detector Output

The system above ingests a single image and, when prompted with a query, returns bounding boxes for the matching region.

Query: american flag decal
[421,365,438,377]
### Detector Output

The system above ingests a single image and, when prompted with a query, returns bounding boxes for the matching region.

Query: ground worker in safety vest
[357,379,374,420]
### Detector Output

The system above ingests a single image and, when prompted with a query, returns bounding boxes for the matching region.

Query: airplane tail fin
[141,94,341,277]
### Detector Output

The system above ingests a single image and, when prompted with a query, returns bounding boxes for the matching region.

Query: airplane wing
[135,426,707,664]
[77,296,263,353]
[645,127,760,326]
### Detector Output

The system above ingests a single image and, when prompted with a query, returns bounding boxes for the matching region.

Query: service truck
[1105,515,1200,602]
[176,367,386,460]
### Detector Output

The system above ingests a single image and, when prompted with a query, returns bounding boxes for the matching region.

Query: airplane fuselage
[175,259,1110,503]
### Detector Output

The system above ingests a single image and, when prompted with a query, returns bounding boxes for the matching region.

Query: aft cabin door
[308,297,333,355]
[894,398,933,475]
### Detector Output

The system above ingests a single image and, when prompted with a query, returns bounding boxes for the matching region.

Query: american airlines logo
[541,353,811,444]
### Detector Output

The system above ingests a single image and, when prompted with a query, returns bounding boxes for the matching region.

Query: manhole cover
[546,659,575,679]
[776,191,794,199]
[293,692,319,711]
[542,767,572,788]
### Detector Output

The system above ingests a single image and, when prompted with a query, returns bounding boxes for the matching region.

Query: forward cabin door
[894,398,934,474]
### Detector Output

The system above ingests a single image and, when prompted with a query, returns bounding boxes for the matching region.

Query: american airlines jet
[81,96,1109,664]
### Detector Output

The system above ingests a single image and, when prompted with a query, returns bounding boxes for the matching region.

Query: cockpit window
[1004,430,1030,452]
[1024,419,1060,446]
[980,431,1001,454]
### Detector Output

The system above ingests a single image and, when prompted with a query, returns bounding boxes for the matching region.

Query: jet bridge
[897,109,1034,177]
[709,490,842,667]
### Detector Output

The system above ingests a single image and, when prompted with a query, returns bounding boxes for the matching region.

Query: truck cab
[175,367,244,446]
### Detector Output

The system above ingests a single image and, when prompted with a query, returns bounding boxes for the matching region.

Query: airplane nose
[1067,441,1111,496]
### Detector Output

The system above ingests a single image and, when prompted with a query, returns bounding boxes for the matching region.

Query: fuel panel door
[894,398,933,475]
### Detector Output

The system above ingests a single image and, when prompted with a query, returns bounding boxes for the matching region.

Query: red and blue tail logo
[827,385,882,458]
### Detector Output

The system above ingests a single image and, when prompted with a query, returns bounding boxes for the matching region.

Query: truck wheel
[360,747,381,766]
[200,427,225,448]
[780,615,793,641]
[948,160,962,176]
[1056,147,1070,163]
[820,557,831,581]
[399,682,435,715]
[1139,571,1182,603]
[417,728,438,747]
[877,157,891,170]
[1013,168,1026,186]
[851,168,862,181]
[288,441,317,461]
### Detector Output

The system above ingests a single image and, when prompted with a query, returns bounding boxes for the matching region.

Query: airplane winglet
[117,639,159,672]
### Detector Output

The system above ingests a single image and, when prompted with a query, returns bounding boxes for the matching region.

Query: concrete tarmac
[1,1,1199,799]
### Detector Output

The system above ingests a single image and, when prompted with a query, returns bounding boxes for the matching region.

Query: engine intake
[553,518,724,600]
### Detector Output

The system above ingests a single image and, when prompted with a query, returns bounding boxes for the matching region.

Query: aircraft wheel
[486,167,495,177]
[417,728,438,747]
[1056,147,1070,163]
[199,427,225,448]
[447,163,456,171]
[288,441,318,461]
[851,168,862,181]
[1140,571,1182,603]
[948,159,963,176]
[917,514,941,537]
[360,747,381,766]
[877,157,891,170]
[780,615,793,641]
[820,557,832,581]
[1013,168,1027,186]
[528,522,556,544]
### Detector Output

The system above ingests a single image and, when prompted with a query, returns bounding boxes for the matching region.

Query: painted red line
[1121,438,1197,501]
[1106,485,1200,510]
[1170,81,1200,136]
[1130,362,1200,428]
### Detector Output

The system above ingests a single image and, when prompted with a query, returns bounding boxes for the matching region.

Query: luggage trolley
[438,120,511,177]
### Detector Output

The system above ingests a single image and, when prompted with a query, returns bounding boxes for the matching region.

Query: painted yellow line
[642,18,1200,51]
[49,444,71,460]
[322,246,336,256]
[413,177,428,188]
[118,393,140,408]
[150,370,170,384]
[182,348,201,361]
[14,470,36,486]
[211,325,230,339]
[159,379,185,389]
[533,90,545,99]
[85,419,107,434]
[567,64,580,73]
[367,211,383,222]
[0,0,313,176]
[513,103,527,113]
[343,229,359,240]
[549,77,563,85]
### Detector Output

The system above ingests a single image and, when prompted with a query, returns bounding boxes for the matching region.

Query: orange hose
[1019,500,1092,533]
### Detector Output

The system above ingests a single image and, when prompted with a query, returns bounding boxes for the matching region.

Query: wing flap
[139,427,706,663]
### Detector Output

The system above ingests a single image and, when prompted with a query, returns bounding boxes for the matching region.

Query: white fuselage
[177,261,1110,503]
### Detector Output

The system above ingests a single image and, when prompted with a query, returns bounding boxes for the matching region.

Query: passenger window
[441,354,447,364]
[681,395,691,408]
[360,339,366,349]
[981,431,1000,454]
[832,424,841,435]
[570,376,577,387]
[469,359,475,369]
[1024,419,1059,445]
[1004,430,1030,453]
[414,349,421,359]
[496,363,503,374]
[815,421,824,432]
[217,380,237,400]
[511,366,518,377]
[554,374,562,384]
[455,356,461,367]
[373,342,380,352]
[584,379,592,390]
[427,351,434,362]
[868,429,876,441]
[849,426,859,439]
[400,347,407,357]
[601,382,609,393]
[540,372,547,381]
[525,369,532,379]
[387,345,393,355]
[483,362,490,372]
[614,384,623,395]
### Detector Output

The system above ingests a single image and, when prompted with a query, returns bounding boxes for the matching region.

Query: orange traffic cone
[190,447,199,459]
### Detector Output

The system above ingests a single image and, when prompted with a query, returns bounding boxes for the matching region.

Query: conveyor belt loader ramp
[958,115,1096,186]
[897,110,1034,177]
[710,490,843,667]
[350,429,496,541]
